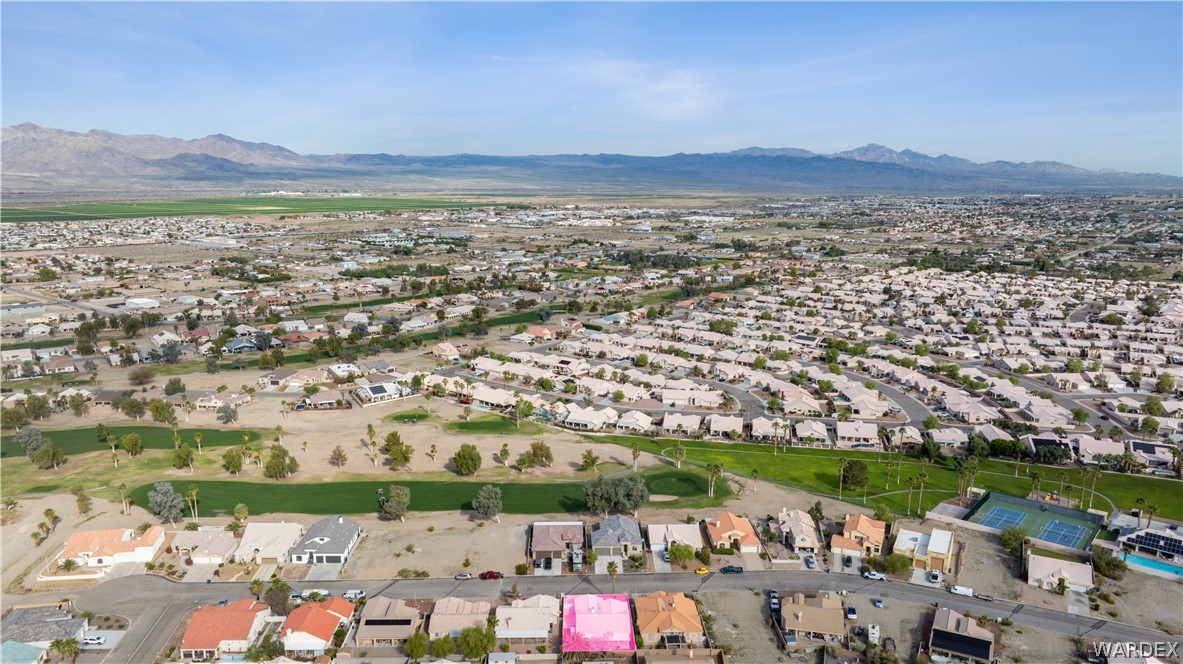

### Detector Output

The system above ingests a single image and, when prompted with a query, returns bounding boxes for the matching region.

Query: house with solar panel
[927,607,996,664]
[1117,524,1183,572]
[354,381,411,405]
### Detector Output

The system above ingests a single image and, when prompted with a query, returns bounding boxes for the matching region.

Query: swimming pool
[1123,552,1183,576]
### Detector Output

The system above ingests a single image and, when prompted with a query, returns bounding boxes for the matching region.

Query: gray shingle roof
[290,515,361,557]
[0,606,86,644]
[589,514,642,548]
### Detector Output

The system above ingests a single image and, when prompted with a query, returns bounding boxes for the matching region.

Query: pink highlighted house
[561,594,636,653]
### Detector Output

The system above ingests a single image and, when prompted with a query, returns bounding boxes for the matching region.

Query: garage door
[318,555,343,564]
[913,558,925,569]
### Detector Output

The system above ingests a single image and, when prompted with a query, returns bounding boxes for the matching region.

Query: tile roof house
[634,591,706,648]
[427,597,492,639]
[841,513,887,556]
[495,594,561,643]
[281,598,354,658]
[928,607,995,663]
[237,522,305,565]
[354,597,423,647]
[772,508,820,553]
[1027,553,1093,593]
[179,599,270,661]
[705,512,761,553]
[530,521,585,559]
[646,523,706,553]
[171,530,239,565]
[778,591,845,647]
[561,594,635,653]
[589,515,643,557]
[289,515,363,565]
[56,526,164,570]
[0,606,87,649]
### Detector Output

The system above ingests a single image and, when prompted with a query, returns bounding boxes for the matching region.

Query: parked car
[720,565,743,574]
[804,556,817,569]
[454,572,472,580]
[846,606,858,620]
[872,598,884,608]
[662,550,671,563]
[929,570,943,584]
[863,571,886,581]
[343,590,366,600]
[769,589,780,613]
[975,593,994,602]
[695,567,709,575]
[534,558,543,569]
[216,599,229,607]
[479,571,503,580]
[543,558,553,570]
[82,637,105,646]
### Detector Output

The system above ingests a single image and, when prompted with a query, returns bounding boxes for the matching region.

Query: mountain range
[3,123,1180,197]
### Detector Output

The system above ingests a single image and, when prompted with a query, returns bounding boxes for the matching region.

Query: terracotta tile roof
[705,511,759,548]
[181,600,269,651]
[634,591,703,636]
[844,513,886,545]
[59,526,163,561]
[282,599,354,642]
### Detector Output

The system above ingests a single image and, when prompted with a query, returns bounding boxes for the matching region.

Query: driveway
[909,568,943,589]
[105,562,145,581]
[181,563,220,583]
[306,563,343,582]
[651,553,672,574]
[533,558,561,577]
[594,555,623,576]
[1066,590,1091,616]
[740,552,766,572]
[836,553,863,575]
[80,629,125,651]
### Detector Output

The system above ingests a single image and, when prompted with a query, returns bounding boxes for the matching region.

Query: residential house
[930,427,969,449]
[647,523,706,554]
[561,594,635,653]
[171,530,239,565]
[928,608,995,664]
[56,526,164,570]
[892,528,955,574]
[289,515,363,565]
[354,597,422,647]
[281,598,354,658]
[432,342,460,362]
[615,410,653,433]
[0,641,46,664]
[794,420,829,444]
[427,597,491,639]
[495,595,560,644]
[179,600,270,661]
[1026,553,1093,593]
[590,515,643,557]
[237,522,305,565]
[705,512,760,553]
[0,606,87,649]
[530,521,585,560]
[662,413,702,436]
[634,591,706,648]
[777,591,845,648]
[706,414,744,438]
[837,513,887,557]
[772,508,820,553]
[835,421,878,449]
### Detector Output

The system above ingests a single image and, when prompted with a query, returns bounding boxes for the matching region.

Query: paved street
[26,570,1173,663]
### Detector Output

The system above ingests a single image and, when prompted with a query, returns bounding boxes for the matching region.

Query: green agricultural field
[593,435,1183,521]
[0,197,495,223]
[444,415,543,436]
[0,425,264,459]
[130,468,722,517]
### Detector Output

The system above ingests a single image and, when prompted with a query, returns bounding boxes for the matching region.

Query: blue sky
[3,2,1180,175]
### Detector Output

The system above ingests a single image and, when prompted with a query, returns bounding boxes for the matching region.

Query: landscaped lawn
[384,408,432,424]
[444,415,543,436]
[1,425,264,459]
[591,435,1183,521]
[130,468,723,517]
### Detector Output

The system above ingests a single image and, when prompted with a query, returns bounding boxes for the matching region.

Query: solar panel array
[369,384,388,396]
[1126,531,1183,557]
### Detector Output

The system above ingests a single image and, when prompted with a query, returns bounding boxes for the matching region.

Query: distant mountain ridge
[3,123,1179,195]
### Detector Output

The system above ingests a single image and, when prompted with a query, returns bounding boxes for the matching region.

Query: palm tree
[107,436,119,453]
[54,637,81,664]
[38,522,49,538]
[172,431,181,450]
[750,469,759,493]
[1083,466,1102,510]
[44,508,57,531]
[916,471,930,515]
[955,469,967,497]
[118,483,129,515]
[1030,471,1044,494]
[964,457,979,494]
[251,578,264,599]
[186,484,199,524]
[905,476,918,515]
[1134,497,1148,527]
[59,558,79,572]
[1057,471,1067,498]
[193,432,203,455]
[274,425,284,444]
[430,444,438,460]
[631,441,641,472]
[837,458,849,500]
[707,464,723,498]
[1144,504,1159,529]
[607,560,619,593]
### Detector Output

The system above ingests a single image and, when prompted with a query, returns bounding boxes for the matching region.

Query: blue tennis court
[1037,520,1089,548]
[978,506,1028,529]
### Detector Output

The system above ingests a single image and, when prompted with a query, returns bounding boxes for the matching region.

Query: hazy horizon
[3,2,1180,176]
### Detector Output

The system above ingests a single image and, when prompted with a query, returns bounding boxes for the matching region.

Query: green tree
[923,414,940,430]
[999,524,1028,559]
[452,443,482,476]
[264,577,293,616]
[1154,372,1175,394]
[385,431,414,469]
[431,636,455,659]
[222,448,244,474]
[147,482,185,524]
[457,626,496,660]
[233,503,249,521]
[32,442,66,470]
[173,443,195,470]
[121,433,143,456]
[329,445,348,467]
[263,444,299,479]
[1139,416,1160,437]
[517,440,553,468]
[381,485,411,522]
[670,442,686,469]
[883,553,911,574]
[580,448,601,471]
[405,632,429,662]
[668,542,694,569]
[472,484,502,522]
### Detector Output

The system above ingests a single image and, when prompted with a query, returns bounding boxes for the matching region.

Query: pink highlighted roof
[562,594,635,652]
